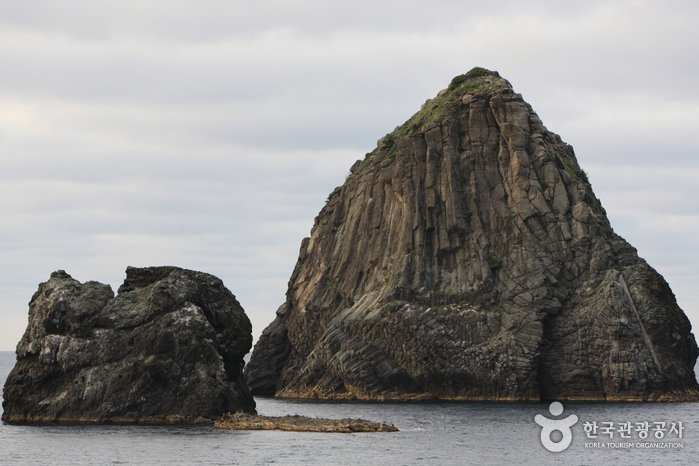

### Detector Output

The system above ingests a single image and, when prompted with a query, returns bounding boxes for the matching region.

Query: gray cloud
[1,0,699,349]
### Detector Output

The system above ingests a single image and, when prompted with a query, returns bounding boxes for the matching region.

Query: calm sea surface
[2,351,698,465]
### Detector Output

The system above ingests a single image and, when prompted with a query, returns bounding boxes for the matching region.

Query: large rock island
[246,67,699,402]
[2,266,256,423]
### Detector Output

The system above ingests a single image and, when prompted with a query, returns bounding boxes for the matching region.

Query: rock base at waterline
[213,413,399,432]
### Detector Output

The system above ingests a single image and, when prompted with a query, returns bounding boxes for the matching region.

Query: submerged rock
[246,67,699,402]
[2,266,256,423]
[214,413,398,432]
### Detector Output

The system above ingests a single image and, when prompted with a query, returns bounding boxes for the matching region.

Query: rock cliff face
[2,266,256,423]
[246,68,699,401]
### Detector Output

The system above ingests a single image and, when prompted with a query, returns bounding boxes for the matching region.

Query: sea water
[1,351,698,465]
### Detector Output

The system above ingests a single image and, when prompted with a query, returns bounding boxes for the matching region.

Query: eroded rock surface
[2,266,256,423]
[214,413,398,432]
[246,68,699,402]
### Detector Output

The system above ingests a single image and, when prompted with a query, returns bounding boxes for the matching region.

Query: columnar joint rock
[246,68,699,401]
[2,266,256,423]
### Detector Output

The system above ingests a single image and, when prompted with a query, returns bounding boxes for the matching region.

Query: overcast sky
[1,0,698,351]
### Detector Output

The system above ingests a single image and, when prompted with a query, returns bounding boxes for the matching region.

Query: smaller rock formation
[214,413,398,432]
[1,266,256,423]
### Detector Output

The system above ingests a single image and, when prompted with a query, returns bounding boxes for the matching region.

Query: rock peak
[246,70,699,402]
